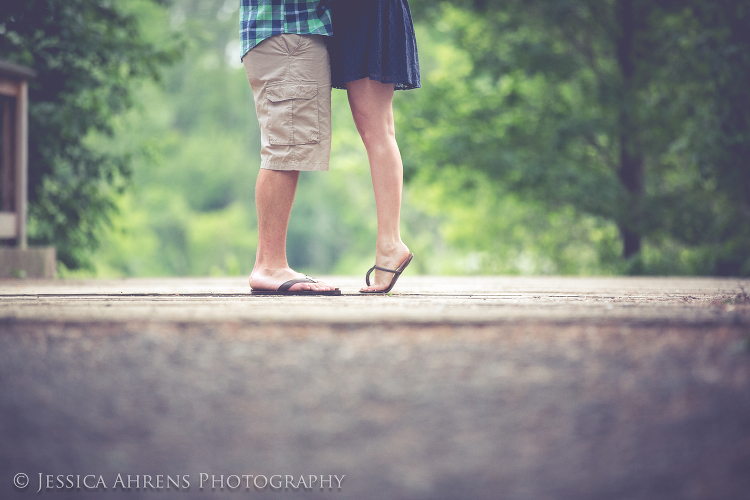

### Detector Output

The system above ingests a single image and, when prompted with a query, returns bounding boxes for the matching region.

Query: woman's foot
[360,242,411,293]
[249,267,336,293]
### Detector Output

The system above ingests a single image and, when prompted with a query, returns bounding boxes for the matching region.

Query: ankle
[376,239,407,256]
[252,263,290,277]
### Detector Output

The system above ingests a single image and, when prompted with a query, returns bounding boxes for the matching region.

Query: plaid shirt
[240,0,333,59]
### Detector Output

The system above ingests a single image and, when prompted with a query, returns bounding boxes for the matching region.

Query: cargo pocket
[266,82,319,145]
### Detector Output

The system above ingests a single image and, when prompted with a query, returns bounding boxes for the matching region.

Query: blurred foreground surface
[1,276,749,499]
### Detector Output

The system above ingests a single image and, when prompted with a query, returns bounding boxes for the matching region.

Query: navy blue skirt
[329,0,420,90]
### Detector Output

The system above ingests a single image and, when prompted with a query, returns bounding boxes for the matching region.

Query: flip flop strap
[365,265,397,286]
[278,276,317,292]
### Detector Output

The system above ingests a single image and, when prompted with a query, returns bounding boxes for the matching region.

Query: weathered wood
[0,80,19,98]
[0,60,33,248]
[0,246,56,278]
[1,99,13,213]
[0,212,16,238]
[0,276,748,500]
[0,276,747,325]
[15,80,27,248]
[0,60,37,80]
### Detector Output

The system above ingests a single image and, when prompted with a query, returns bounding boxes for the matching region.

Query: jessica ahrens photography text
[19,473,345,493]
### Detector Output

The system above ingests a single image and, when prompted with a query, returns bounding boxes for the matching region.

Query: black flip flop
[360,253,414,294]
[251,276,341,296]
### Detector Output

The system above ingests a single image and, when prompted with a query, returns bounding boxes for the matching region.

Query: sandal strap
[373,265,398,273]
[278,276,317,292]
[365,265,397,286]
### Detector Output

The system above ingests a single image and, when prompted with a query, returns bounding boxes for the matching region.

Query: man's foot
[250,267,337,293]
[360,242,411,293]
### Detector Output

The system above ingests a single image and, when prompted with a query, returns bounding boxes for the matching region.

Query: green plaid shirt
[240,0,333,60]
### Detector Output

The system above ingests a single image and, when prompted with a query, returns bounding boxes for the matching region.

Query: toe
[288,280,335,292]
[314,281,334,291]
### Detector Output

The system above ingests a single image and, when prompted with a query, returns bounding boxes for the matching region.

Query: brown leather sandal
[360,253,414,294]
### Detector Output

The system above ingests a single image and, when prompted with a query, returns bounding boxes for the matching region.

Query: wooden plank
[0,80,19,97]
[0,211,16,238]
[0,246,56,278]
[15,80,27,248]
[0,60,37,80]
[1,99,13,211]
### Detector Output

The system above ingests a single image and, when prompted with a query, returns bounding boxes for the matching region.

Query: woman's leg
[347,78,411,292]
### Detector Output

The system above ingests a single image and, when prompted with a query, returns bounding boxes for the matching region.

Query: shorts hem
[261,160,330,172]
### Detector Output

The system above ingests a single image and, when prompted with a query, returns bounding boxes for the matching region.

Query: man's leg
[249,169,334,292]
[244,34,335,292]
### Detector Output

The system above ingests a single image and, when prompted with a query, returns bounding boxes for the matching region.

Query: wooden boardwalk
[1,275,748,324]
[1,276,749,499]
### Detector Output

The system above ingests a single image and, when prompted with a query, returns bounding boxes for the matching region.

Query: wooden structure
[0,60,55,278]
[0,60,33,247]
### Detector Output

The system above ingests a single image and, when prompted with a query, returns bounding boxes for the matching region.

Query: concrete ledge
[0,246,55,278]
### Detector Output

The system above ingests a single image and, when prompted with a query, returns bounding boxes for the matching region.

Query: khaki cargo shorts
[242,34,332,171]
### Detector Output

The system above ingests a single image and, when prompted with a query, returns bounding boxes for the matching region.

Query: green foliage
[85,2,647,278]
[0,0,182,269]
[38,0,749,278]
[82,0,256,276]
[395,26,624,275]
[408,0,750,275]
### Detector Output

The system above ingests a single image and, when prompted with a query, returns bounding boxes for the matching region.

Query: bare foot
[249,267,336,292]
[360,242,411,293]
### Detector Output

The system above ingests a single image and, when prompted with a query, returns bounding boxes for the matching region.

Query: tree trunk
[615,0,644,259]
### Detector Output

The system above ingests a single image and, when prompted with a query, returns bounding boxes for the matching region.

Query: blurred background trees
[1,0,748,276]
[0,0,181,269]
[408,0,750,275]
